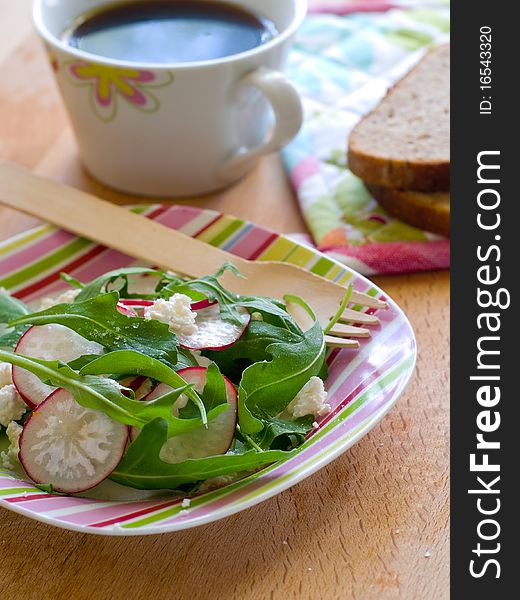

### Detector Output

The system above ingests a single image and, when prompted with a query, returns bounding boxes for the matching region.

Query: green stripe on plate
[310,257,334,277]
[0,226,53,257]
[0,487,40,496]
[207,220,245,247]
[284,245,317,268]
[337,271,355,286]
[258,237,297,261]
[0,237,92,289]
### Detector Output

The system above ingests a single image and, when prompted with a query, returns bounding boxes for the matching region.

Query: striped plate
[0,205,416,535]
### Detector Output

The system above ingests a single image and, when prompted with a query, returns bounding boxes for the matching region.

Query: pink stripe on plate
[58,499,176,526]
[21,248,135,304]
[0,477,36,490]
[11,495,101,512]
[0,230,75,276]
[224,227,277,260]
[153,206,204,231]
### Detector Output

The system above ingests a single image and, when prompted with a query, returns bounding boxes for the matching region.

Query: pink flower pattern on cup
[66,61,174,122]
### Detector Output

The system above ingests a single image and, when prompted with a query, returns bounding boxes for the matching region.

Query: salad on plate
[0,264,342,497]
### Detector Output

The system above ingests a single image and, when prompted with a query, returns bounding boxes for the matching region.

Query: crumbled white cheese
[0,421,22,469]
[0,362,13,388]
[144,294,198,337]
[285,377,330,419]
[39,288,80,310]
[181,498,191,509]
[0,385,26,427]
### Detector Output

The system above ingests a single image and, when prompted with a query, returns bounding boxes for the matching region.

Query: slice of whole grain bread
[367,184,450,238]
[349,44,450,192]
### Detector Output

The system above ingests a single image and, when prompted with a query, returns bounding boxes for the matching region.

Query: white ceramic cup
[33,0,306,197]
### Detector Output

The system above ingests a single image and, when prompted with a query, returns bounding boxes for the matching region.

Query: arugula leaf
[110,417,294,490]
[205,320,301,381]
[10,292,179,367]
[59,273,85,289]
[75,267,181,302]
[80,350,218,425]
[0,349,222,435]
[238,301,327,434]
[0,292,30,350]
[175,347,199,370]
[69,346,197,372]
[250,417,314,451]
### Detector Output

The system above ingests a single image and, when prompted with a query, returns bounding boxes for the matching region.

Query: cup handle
[218,67,303,182]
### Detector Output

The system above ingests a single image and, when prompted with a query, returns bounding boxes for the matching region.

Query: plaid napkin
[282,1,450,275]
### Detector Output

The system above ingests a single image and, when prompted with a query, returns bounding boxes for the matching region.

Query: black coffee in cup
[64,0,279,63]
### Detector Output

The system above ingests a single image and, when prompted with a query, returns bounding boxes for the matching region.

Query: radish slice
[119,299,153,309]
[121,299,250,349]
[132,366,238,464]
[190,299,215,311]
[119,299,152,318]
[116,303,137,317]
[19,389,128,494]
[13,325,104,409]
[179,304,250,351]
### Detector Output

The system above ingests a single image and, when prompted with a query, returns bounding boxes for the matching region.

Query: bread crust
[367,184,450,238]
[348,151,450,192]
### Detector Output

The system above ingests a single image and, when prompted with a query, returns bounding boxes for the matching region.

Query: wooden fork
[0,163,387,349]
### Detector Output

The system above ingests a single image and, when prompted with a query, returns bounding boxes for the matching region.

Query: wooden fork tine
[349,291,388,310]
[329,323,371,338]
[324,336,360,349]
[339,308,380,325]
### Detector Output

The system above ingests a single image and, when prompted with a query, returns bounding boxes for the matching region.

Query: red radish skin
[19,389,128,494]
[13,325,104,409]
[190,299,216,311]
[119,300,153,317]
[131,367,238,464]
[120,299,153,307]
[116,303,137,317]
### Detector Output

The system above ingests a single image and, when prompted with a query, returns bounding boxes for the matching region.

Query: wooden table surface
[0,2,450,598]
